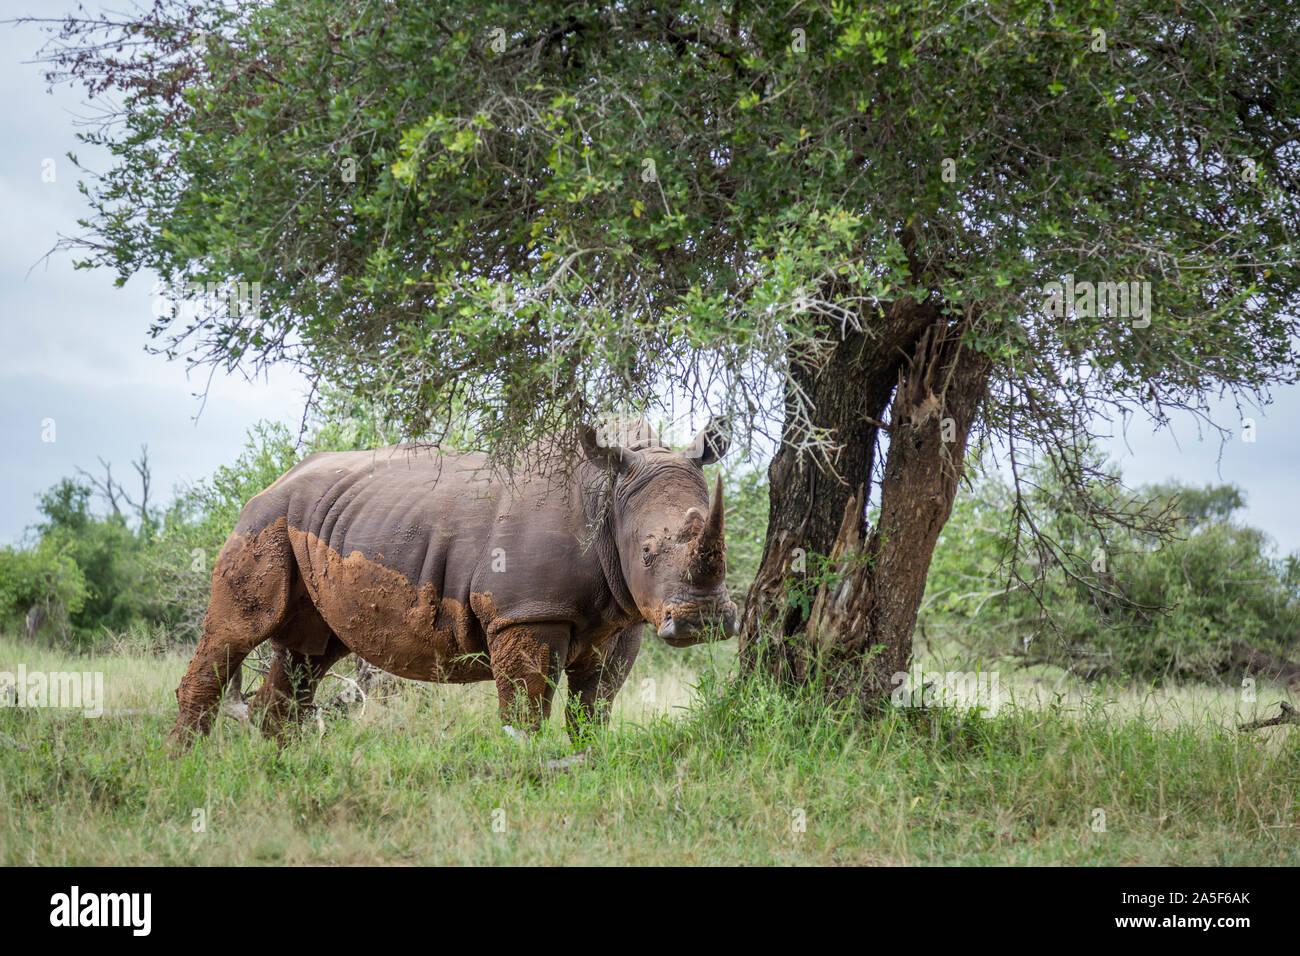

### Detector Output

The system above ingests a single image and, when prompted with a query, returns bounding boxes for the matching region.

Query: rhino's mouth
[656,599,738,645]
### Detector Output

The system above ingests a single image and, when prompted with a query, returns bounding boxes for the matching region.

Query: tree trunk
[741,309,991,713]
[806,320,991,708]
[738,297,939,681]
[24,602,50,642]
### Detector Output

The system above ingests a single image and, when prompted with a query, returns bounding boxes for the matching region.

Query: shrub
[921,460,1300,683]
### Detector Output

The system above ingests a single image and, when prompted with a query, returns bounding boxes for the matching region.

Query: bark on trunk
[24,603,47,641]
[741,309,991,712]
[738,298,940,680]
[807,321,991,707]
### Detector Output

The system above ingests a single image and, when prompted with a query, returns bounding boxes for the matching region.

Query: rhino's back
[242,444,499,588]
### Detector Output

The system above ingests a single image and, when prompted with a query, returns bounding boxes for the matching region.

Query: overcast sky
[2,8,1298,556]
[0,9,306,546]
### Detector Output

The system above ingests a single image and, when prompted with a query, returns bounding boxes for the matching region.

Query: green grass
[1,633,1298,865]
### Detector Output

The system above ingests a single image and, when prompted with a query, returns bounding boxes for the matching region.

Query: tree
[923,462,1300,684]
[76,445,157,540]
[0,547,87,640]
[31,0,1300,709]
[33,478,92,535]
[33,478,147,637]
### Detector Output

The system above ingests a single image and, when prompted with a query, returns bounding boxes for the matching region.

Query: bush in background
[921,458,1300,684]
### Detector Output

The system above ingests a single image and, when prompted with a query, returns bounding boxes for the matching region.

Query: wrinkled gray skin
[167,418,736,748]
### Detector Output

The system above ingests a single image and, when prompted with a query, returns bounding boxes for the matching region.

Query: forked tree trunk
[807,322,990,707]
[740,311,991,712]
[738,297,937,678]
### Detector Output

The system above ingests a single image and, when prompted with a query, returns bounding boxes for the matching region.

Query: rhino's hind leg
[250,635,350,741]
[168,519,295,750]
[488,622,570,733]
[565,624,643,740]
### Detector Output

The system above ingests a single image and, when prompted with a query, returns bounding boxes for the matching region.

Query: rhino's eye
[642,544,655,567]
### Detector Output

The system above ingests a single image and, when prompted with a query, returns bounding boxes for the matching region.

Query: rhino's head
[581,418,738,646]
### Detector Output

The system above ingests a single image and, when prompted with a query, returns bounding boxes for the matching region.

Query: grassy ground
[2,632,1298,865]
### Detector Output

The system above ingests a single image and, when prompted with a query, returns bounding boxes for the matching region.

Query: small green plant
[784,549,873,618]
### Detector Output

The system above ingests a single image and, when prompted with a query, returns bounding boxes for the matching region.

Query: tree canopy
[37,0,1300,461]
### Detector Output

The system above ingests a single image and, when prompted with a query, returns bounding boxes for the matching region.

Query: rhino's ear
[686,415,732,466]
[579,424,642,474]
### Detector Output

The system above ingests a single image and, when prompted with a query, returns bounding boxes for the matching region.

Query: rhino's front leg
[488,622,570,732]
[564,624,643,739]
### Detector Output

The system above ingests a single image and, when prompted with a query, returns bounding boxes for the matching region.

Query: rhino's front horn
[701,473,725,547]
[687,474,727,586]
